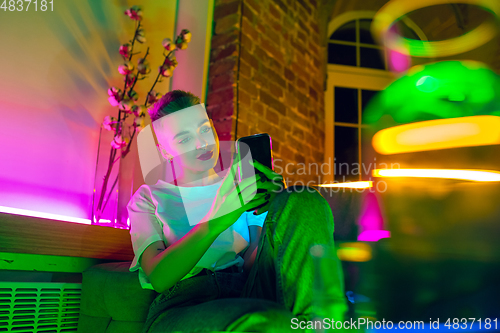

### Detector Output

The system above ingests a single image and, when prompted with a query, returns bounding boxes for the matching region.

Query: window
[328,19,421,70]
[324,14,424,183]
[333,87,380,182]
[328,19,386,70]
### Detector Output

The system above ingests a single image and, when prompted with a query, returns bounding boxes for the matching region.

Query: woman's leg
[144,270,296,333]
[239,185,348,322]
[144,270,254,332]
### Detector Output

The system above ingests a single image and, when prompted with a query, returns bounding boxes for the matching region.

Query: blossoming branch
[93,5,191,224]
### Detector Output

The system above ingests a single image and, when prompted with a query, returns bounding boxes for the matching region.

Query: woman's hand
[206,154,270,235]
[251,160,287,215]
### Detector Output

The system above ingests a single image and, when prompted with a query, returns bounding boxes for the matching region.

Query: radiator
[0,282,81,333]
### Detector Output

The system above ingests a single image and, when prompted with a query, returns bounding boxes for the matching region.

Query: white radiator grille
[0,282,81,333]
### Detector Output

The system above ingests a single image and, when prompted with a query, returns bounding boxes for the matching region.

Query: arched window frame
[323,11,427,183]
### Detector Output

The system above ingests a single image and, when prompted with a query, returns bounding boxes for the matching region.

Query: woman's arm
[242,225,262,276]
[140,161,270,293]
[140,214,221,294]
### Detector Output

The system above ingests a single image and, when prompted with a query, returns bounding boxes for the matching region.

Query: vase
[92,118,140,229]
[91,126,122,228]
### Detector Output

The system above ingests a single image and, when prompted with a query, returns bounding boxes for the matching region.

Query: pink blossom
[107,87,122,106]
[137,58,150,74]
[111,135,127,149]
[147,90,162,104]
[119,99,134,113]
[125,74,136,88]
[159,64,173,77]
[131,105,140,116]
[134,116,145,129]
[107,86,121,97]
[118,61,134,75]
[162,38,176,51]
[131,105,146,117]
[108,95,120,107]
[164,56,178,68]
[103,116,116,131]
[124,6,142,21]
[119,43,131,58]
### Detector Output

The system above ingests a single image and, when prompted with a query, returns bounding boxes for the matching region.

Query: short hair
[148,90,201,122]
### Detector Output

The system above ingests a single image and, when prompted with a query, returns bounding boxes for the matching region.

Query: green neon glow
[364,61,500,126]
[416,75,439,93]
[448,91,466,102]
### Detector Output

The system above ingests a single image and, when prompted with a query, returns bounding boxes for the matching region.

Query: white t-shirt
[127,178,268,290]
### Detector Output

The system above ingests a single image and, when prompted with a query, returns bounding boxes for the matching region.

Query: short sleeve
[127,185,164,273]
[246,211,268,227]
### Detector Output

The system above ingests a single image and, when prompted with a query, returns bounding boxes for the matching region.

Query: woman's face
[154,105,219,176]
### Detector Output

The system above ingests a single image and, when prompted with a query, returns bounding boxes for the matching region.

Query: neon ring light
[372,0,500,57]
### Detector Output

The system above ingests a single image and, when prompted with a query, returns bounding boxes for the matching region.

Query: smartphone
[235,133,274,212]
[236,133,274,181]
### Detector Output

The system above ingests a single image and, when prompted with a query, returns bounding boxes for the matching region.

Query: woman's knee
[274,185,334,228]
[278,185,327,207]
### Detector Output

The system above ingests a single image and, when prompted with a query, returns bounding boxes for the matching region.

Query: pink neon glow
[358,193,384,230]
[389,49,410,72]
[270,135,274,170]
[357,192,389,241]
[0,205,92,224]
[386,24,410,73]
[0,2,181,225]
[358,230,391,242]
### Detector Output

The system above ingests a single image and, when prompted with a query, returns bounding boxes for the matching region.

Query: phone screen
[236,134,273,181]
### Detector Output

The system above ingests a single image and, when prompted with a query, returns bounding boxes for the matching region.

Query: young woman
[128,90,347,332]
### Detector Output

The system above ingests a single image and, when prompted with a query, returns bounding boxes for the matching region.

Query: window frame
[329,18,388,70]
[323,11,427,183]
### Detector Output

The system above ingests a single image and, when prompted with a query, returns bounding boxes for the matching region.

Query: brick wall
[206,0,327,186]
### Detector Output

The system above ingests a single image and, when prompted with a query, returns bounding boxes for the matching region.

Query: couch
[77,261,157,333]
[77,261,298,333]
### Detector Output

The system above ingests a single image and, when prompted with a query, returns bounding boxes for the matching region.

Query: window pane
[360,47,385,70]
[328,43,356,66]
[359,19,376,44]
[329,20,356,42]
[361,89,380,124]
[334,87,358,124]
[335,126,359,182]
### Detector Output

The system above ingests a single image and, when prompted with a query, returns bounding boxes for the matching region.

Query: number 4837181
[445,318,497,330]
[1,0,54,11]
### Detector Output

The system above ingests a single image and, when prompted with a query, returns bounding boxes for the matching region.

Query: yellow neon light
[373,169,500,182]
[372,0,500,57]
[372,116,500,155]
[337,242,372,262]
[316,181,373,189]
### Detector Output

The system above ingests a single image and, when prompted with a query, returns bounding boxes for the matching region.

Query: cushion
[78,261,157,333]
